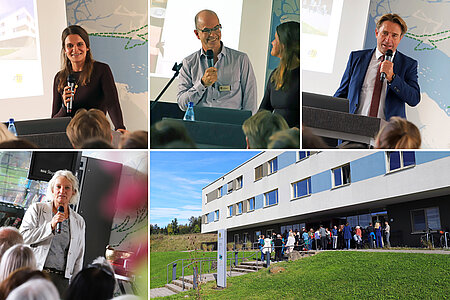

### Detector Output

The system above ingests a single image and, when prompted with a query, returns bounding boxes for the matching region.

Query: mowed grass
[150,251,218,289]
[153,251,450,299]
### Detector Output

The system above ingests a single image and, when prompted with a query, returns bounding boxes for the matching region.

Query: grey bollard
[266,251,270,268]
[172,263,177,281]
[193,266,198,289]
[234,251,239,267]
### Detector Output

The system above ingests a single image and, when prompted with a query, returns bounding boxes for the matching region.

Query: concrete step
[172,279,194,290]
[165,283,184,293]
[181,273,216,285]
[237,263,264,270]
[150,287,177,298]
[232,267,257,273]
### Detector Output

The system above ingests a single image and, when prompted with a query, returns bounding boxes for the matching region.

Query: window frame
[331,163,351,189]
[297,151,311,161]
[214,210,219,222]
[268,157,278,175]
[247,197,255,212]
[235,176,243,190]
[227,181,233,194]
[291,177,311,200]
[254,165,263,181]
[410,207,441,233]
[237,201,243,215]
[264,189,278,207]
[386,151,416,173]
[227,205,233,218]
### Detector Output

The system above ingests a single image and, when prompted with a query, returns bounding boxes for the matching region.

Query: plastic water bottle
[7,118,17,136]
[183,101,195,121]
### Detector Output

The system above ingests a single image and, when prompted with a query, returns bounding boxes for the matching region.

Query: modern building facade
[201,151,450,247]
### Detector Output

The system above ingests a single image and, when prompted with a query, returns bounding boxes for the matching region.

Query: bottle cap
[9,118,14,123]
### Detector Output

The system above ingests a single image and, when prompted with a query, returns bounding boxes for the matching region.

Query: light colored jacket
[19,202,85,279]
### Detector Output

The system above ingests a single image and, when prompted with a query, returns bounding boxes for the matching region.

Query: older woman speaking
[19,170,85,295]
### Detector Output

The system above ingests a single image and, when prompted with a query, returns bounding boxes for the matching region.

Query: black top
[52,61,125,130]
[259,67,300,128]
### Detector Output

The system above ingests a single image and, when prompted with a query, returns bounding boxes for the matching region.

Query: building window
[227,181,233,194]
[255,165,263,181]
[228,205,233,218]
[247,197,255,212]
[237,202,243,215]
[218,186,225,198]
[411,207,441,232]
[332,164,350,188]
[298,151,311,161]
[264,189,278,207]
[214,210,219,221]
[292,177,311,199]
[235,176,243,190]
[387,151,416,172]
[268,157,278,174]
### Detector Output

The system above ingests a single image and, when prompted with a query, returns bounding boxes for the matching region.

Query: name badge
[219,85,231,92]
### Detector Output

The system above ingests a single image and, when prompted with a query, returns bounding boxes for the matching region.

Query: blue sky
[150,151,259,227]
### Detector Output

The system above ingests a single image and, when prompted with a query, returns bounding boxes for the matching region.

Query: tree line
[150,216,201,235]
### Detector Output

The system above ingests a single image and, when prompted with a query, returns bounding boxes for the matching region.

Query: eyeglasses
[197,24,222,34]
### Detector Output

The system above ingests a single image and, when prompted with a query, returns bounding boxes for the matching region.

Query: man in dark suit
[334,14,420,120]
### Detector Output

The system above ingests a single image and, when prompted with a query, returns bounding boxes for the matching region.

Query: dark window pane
[334,168,342,186]
[403,151,416,167]
[389,152,401,170]
[412,210,426,232]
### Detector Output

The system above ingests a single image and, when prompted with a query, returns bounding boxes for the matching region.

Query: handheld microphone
[206,49,214,68]
[56,206,64,234]
[380,49,393,82]
[67,74,76,113]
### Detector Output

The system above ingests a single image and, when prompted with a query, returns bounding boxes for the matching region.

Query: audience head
[0,267,49,300]
[81,138,114,149]
[47,170,80,206]
[0,227,23,259]
[0,139,38,149]
[0,124,16,143]
[0,245,36,282]
[64,257,115,300]
[268,128,300,148]
[302,125,329,149]
[150,119,196,148]
[375,117,421,149]
[119,130,148,149]
[5,278,59,300]
[242,110,289,149]
[66,108,112,149]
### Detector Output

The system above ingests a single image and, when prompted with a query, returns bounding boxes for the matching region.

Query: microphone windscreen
[206,49,214,60]
[58,205,65,213]
[67,74,76,84]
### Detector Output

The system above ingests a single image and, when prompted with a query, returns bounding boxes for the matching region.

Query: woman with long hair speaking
[52,25,126,132]
[259,21,300,128]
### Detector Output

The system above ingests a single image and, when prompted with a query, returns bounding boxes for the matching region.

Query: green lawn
[153,251,450,299]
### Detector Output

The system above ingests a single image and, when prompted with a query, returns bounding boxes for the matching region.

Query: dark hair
[268,128,300,149]
[0,139,38,149]
[271,21,300,90]
[376,13,407,35]
[242,110,289,149]
[64,265,115,300]
[119,130,148,149]
[302,126,329,149]
[150,120,196,149]
[0,267,49,300]
[56,25,94,93]
[375,117,421,149]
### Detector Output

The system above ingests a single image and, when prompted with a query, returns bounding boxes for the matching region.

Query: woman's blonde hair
[375,117,421,149]
[46,170,80,205]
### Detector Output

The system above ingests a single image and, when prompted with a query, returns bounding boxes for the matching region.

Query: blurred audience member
[150,119,196,149]
[81,138,114,149]
[64,257,115,300]
[66,108,112,149]
[268,128,300,148]
[0,124,16,143]
[302,125,329,149]
[375,116,421,149]
[0,245,36,281]
[119,130,148,149]
[0,227,23,259]
[0,267,49,300]
[242,110,288,149]
[5,278,59,300]
[0,139,38,149]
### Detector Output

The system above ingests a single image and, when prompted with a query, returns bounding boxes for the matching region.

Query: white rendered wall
[202,151,450,233]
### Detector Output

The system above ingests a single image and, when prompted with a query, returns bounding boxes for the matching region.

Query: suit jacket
[334,48,420,120]
[20,202,85,279]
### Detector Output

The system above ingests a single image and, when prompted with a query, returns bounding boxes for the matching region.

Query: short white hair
[0,244,36,282]
[46,170,80,205]
[5,278,59,300]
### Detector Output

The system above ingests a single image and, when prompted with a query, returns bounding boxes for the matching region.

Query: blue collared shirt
[177,44,257,114]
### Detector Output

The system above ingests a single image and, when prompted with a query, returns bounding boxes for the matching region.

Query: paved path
[328,249,450,254]
[150,287,177,298]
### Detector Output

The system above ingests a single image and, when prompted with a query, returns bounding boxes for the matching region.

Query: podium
[151,101,249,148]
[5,117,121,149]
[303,106,385,145]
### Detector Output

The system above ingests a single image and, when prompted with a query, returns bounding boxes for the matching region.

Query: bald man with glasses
[177,9,257,114]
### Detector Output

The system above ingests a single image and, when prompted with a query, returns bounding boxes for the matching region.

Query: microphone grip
[56,222,62,234]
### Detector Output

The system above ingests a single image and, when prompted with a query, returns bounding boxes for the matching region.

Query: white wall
[150,0,272,108]
[0,0,67,122]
